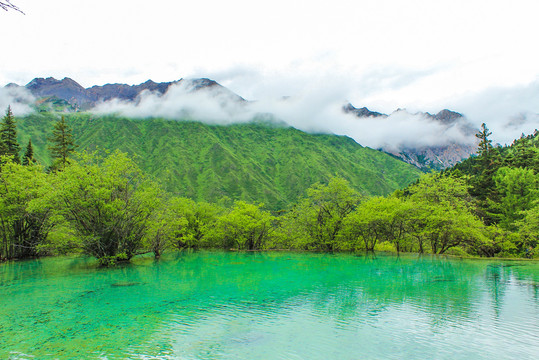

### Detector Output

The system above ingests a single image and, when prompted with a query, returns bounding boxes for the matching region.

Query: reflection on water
[1,251,538,359]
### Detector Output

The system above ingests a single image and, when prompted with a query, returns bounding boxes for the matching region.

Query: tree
[517,201,539,258]
[0,105,21,163]
[167,198,221,249]
[146,197,222,258]
[145,197,186,259]
[470,123,502,214]
[406,173,487,254]
[493,167,538,231]
[211,201,274,250]
[57,151,161,265]
[343,197,393,251]
[476,123,493,157]
[284,177,362,251]
[0,157,55,260]
[0,1,23,13]
[48,115,77,171]
[22,138,36,166]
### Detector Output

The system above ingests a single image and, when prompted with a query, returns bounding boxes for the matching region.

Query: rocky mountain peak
[344,101,477,170]
[427,109,465,125]
[187,78,219,91]
[25,77,89,106]
[343,103,386,118]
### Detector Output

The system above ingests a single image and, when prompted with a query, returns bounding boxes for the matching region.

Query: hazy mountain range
[4,76,478,170]
[343,104,477,170]
[8,76,244,109]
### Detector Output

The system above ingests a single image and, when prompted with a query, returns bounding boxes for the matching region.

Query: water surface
[1,251,538,359]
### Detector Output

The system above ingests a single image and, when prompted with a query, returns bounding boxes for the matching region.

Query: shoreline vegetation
[3,248,538,266]
[1,107,538,266]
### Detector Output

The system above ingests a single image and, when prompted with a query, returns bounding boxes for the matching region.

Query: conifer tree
[22,138,36,165]
[471,123,502,224]
[475,123,493,157]
[48,115,77,170]
[0,105,21,163]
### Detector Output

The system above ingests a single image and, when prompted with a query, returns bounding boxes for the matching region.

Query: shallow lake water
[1,251,538,359]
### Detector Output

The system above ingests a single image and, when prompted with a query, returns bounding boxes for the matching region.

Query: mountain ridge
[8,76,244,109]
[5,76,477,170]
[343,103,477,170]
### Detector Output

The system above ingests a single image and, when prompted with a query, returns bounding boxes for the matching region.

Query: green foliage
[147,197,222,256]
[343,196,396,252]
[0,158,55,259]
[406,174,487,254]
[446,127,539,256]
[282,178,362,251]
[516,202,539,258]
[4,112,536,261]
[346,174,489,256]
[210,201,274,250]
[492,167,538,230]
[0,106,21,163]
[15,112,421,210]
[22,138,36,165]
[56,150,162,264]
[48,115,77,171]
[475,122,493,157]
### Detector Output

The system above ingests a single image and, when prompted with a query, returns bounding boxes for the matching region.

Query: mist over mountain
[3,76,482,169]
[7,77,244,109]
[343,104,477,170]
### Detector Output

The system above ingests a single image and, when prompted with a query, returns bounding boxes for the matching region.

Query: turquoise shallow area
[1,251,538,359]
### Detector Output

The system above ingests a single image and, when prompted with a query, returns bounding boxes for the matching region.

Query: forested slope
[16,112,422,209]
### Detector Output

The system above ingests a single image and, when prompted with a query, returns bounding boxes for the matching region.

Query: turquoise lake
[1,251,538,359]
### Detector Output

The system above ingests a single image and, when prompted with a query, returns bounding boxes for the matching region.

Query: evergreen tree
[0,105,21,163]
[48,115,77,170]
[470,123,501,223]
[476,123,493,157]
[22,138,36,166]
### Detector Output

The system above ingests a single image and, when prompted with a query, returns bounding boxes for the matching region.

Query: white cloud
[93,80,250,124]
[92,78,476,150]
[0,86,35,116]
[447,80,539,145]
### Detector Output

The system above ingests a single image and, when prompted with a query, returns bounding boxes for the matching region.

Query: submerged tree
[48,116,77,171]
[284,177,362,251]
[167,198,221,250]
[211,201,274,250]
[57,151,161,265]
[0,106,21,163]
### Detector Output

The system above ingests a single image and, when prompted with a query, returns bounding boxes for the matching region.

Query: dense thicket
[447,127,539,256]
[1,107,537,263]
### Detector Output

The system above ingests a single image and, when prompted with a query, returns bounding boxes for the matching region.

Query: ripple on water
[1,252,539,359]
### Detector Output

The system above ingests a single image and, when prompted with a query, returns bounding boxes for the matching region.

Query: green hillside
[16,112,422,210]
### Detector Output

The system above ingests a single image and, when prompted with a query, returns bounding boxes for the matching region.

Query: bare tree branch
[0,1,24,14]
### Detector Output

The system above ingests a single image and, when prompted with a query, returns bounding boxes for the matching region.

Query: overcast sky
[1,0,538,144]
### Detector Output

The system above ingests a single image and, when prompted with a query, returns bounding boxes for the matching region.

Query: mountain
[342,103,385,118]
[344,103,477,170]
[26,77,91,106]
[15,112,422,210]
[5,76,478,171]
[11,77,244,110]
